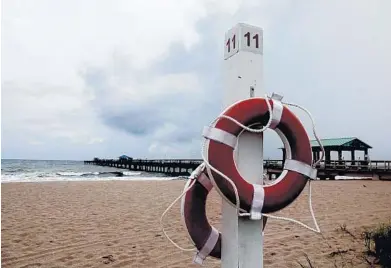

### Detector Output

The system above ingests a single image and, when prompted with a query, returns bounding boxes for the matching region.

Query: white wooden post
[222,23,264,268]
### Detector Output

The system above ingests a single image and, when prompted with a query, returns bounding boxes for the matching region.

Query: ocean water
[1,159,178,183]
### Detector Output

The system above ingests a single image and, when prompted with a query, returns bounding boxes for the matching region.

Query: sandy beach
[1,180,391,268]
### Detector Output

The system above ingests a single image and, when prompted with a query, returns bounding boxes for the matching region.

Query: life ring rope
[160,177,196,252]
[160,94,325,264]
[200,94,323,232]
[201,95,276,218]
[159,165,222,265]
[214,95,274,133]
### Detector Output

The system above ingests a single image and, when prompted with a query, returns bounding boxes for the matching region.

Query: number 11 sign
[224,23,263,60]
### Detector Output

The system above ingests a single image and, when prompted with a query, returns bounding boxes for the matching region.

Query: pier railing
[264,160,391,171]
[85,158,391,178]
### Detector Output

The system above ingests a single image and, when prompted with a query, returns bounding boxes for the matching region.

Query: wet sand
[2,180,391,267]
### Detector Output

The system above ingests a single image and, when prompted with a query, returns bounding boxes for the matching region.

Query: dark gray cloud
[80,68,217,147]
[99,92,210,141]
[79,20,227,149]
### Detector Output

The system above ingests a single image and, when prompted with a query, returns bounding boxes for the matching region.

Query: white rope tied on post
[160,95,325,259]
[160,178,197,252]
[201,94,324,230]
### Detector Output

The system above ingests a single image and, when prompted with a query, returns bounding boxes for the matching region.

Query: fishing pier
[84,158,391,180]
[84,137,391,180]
[85,158,201,177]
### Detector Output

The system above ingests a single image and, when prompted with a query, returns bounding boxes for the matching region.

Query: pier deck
[84,158,391,180]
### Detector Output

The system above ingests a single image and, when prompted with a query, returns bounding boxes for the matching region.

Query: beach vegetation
[363,222,391,267]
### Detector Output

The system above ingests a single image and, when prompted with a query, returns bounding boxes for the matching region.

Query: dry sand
[1,180,391,268]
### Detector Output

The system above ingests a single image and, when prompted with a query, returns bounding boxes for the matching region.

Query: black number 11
[244,32,259,48]
[226,34,236,53]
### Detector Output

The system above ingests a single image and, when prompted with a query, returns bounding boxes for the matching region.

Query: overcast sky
[2,0,391,161]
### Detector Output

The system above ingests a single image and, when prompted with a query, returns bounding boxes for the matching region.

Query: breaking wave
[56,171,142,177]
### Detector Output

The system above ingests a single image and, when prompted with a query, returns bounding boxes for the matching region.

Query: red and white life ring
[180,168,266,264]
[202,96,317,217]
